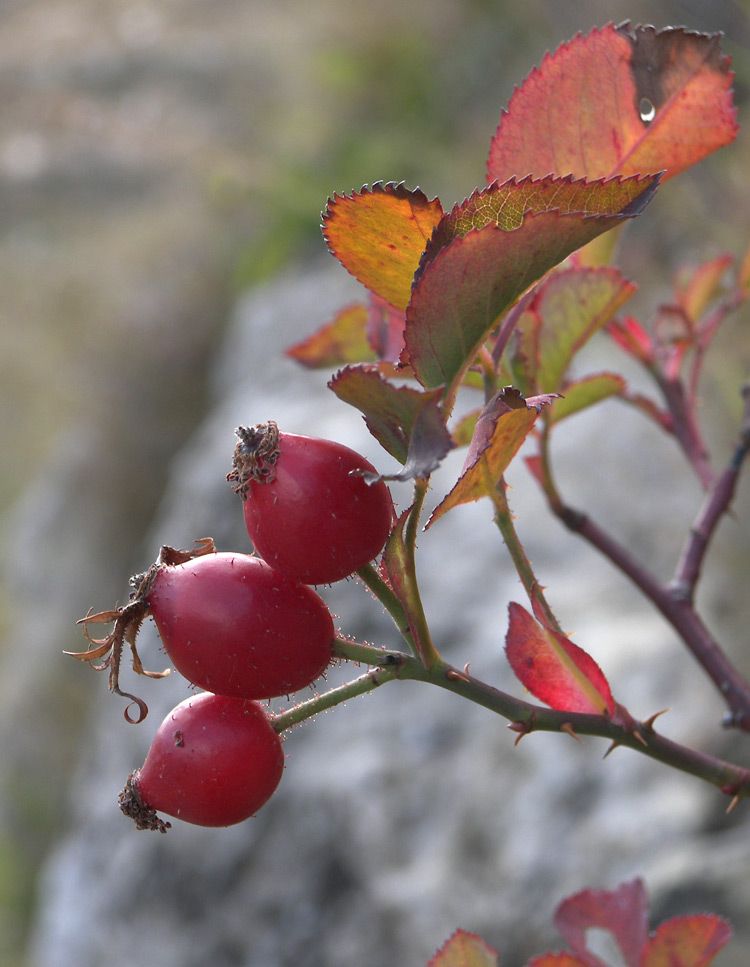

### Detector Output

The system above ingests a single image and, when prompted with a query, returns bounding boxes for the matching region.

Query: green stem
[402,479,441,667]
[490,473,563,634]
[275,638,750,801]
[356,562,417,655]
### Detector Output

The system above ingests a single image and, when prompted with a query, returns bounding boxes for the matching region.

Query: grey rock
[26,261,750,967]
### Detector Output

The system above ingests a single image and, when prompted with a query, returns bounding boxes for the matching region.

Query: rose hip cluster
[74,422,393,832]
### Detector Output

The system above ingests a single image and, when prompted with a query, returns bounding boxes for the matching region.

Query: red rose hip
[146,552,334,700]
[228,422,394,585]
[121,692,284,829]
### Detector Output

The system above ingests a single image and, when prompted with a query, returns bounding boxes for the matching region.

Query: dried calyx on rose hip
[120,692,284,831]
[68,538,334,723]
[227,421,394,585]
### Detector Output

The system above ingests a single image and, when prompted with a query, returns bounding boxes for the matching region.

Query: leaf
[674,254,733,323]
[643,914,733,967]
[505,602,616,716]
[329,366,453,478]
[428,388,553,527]
[554,880,649,967]
[404,174,659,392]
[525,955,589,967]
[323,183,443,311]
[285,303,375,368]
[547,373,626,425]
[367,292,408,363]
[514,267,636,393]
[428,929,499,967]
[487,24,737,184]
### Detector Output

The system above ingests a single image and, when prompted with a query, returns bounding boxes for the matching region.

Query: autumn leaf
[328,366,453,478]
[554,879,649,967]
[487,23,737,184]
[428,388,554,526]
[323,183,443,312]
[546,373,626,425]
[505,602,616,716]
[506,266,635,393]
[427,929,499,967]
[643,914,733,967]
[285,303,375,368]
[404,174,658,392]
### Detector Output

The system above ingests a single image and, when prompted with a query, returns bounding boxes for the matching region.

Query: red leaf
[488,24,736,184]
[323,183,443,312]
[367,292,408,363]
[428,929,499,967]
[505,603,616,716]
[643,914,733,967]
[554,879,649,967]
[404,174,658,392]
[285,302,375,368]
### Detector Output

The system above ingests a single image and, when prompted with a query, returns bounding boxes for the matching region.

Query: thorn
[632,728,648,747]
[463,662,472,676]
[642,708,670,732]
[508,720,532,746]
[726,795,741,814]
[445,668,470,683]
[603,740,620,759]
[560,722,583,743]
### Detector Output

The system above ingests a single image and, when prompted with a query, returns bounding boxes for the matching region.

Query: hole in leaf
[586,928,627,967]
[639,97,656,123]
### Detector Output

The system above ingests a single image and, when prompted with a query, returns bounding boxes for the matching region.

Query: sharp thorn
[726,794,741,814]
[603,740,620,759]
[560,722,583,743]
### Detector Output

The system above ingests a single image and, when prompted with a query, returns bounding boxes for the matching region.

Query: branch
[275,639,750,802]
[672,381,750,597]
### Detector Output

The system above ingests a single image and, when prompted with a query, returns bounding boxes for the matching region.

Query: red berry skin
[134,692,284,827]
[147,553,334,699]
[241,433,394,584]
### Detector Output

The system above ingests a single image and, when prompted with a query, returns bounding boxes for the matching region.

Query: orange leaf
[643,915,733,967]
[323,183,443,312]
[428,389,551,526]
[285,303,374,368]
[525,955,588,967]
[428,929,498,967]
[487,24,737,184]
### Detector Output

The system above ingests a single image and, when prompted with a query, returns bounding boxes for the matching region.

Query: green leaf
[520,267,635,392]
[547,373,626,424]
[427,929,499,967]
[404,174,659,393]
[323,183,443,312]
[328,366,453,478]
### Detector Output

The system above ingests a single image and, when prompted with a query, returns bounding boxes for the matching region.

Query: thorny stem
[355,562,418,657]
[537,405,750,731]
[273,639,750,801]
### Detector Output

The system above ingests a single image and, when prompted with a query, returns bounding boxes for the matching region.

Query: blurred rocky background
[1,1,749,965]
